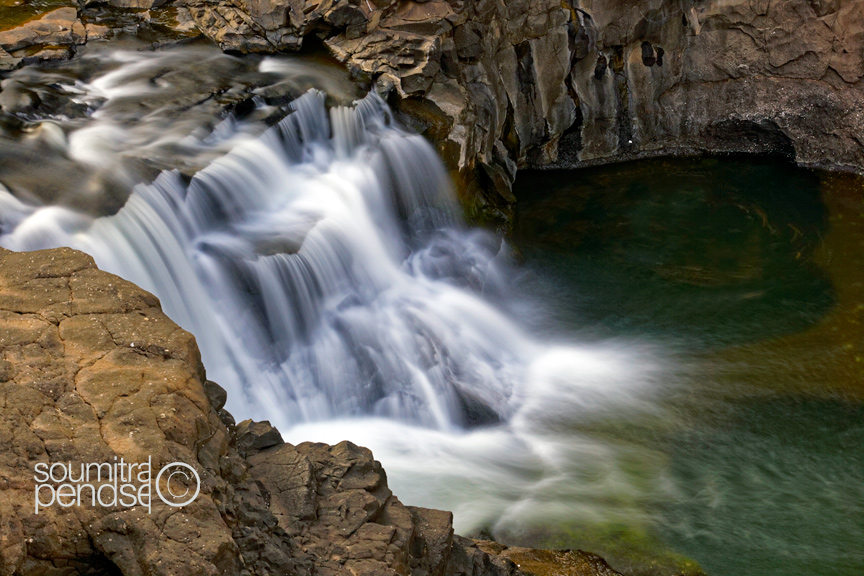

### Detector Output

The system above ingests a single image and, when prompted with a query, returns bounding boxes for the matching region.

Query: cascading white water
[0,52,660,536]
[1,89,529,428]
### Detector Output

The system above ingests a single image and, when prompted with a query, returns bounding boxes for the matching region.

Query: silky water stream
[0,47,861,576]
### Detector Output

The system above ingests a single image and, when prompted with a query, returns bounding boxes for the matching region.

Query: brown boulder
[0,246,533,576]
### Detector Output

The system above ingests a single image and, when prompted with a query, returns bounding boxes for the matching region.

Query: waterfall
[4,48,859,574]
[0,52,659,537]
[0,89,537,430]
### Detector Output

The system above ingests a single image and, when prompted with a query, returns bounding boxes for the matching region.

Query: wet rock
[85,22,112,41]
[476,541,623,576]
[235,419,284,454]
[0,8,85,54]
[218,407,236,428]
[0,47,22,71]
[203,379,228,411]
[448,536,519,576]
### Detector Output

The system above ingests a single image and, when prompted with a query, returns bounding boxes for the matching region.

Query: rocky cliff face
[179,0,864,220]
[557,0,864,171]
[181,0,579,220]
[0,246,621,576]
[1,1,862,221]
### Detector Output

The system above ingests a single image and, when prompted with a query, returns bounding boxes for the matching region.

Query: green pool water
[511,157,864,576]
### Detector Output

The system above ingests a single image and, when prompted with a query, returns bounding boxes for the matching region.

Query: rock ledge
[0,246,621,576]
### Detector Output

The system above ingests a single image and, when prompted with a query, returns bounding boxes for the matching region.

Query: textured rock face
[560,0,864,173]
[172,0,577,217]
[0,8,88,68]
[320,0,579,218]
[170,0,864,220]
[0,246,519,576]
[0,246,236,575]
[1,1,861,218]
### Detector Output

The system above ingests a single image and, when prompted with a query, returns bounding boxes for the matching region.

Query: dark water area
[511,157,864,576]
[512,157,834,350]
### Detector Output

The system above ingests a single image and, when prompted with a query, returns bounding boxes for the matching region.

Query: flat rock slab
[0,7,85,52]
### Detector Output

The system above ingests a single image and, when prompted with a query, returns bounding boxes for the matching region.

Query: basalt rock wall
[173,0,863,221]
[2,1,862,218]
[557,0,864,173]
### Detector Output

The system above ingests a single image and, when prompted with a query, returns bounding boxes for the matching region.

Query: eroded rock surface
[173,0,864,220]
[1,1,862,221]
[0,246,524,576]
[559,0,864,172]
[0,8,90,66]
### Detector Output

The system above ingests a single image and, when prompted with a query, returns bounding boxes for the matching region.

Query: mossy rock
[502,523,705,576]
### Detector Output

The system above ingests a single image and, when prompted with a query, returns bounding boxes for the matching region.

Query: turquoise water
[511,157,864,576]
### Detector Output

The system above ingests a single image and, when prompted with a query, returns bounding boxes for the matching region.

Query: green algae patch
[0,0,74,32]
[528,523,705,576]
